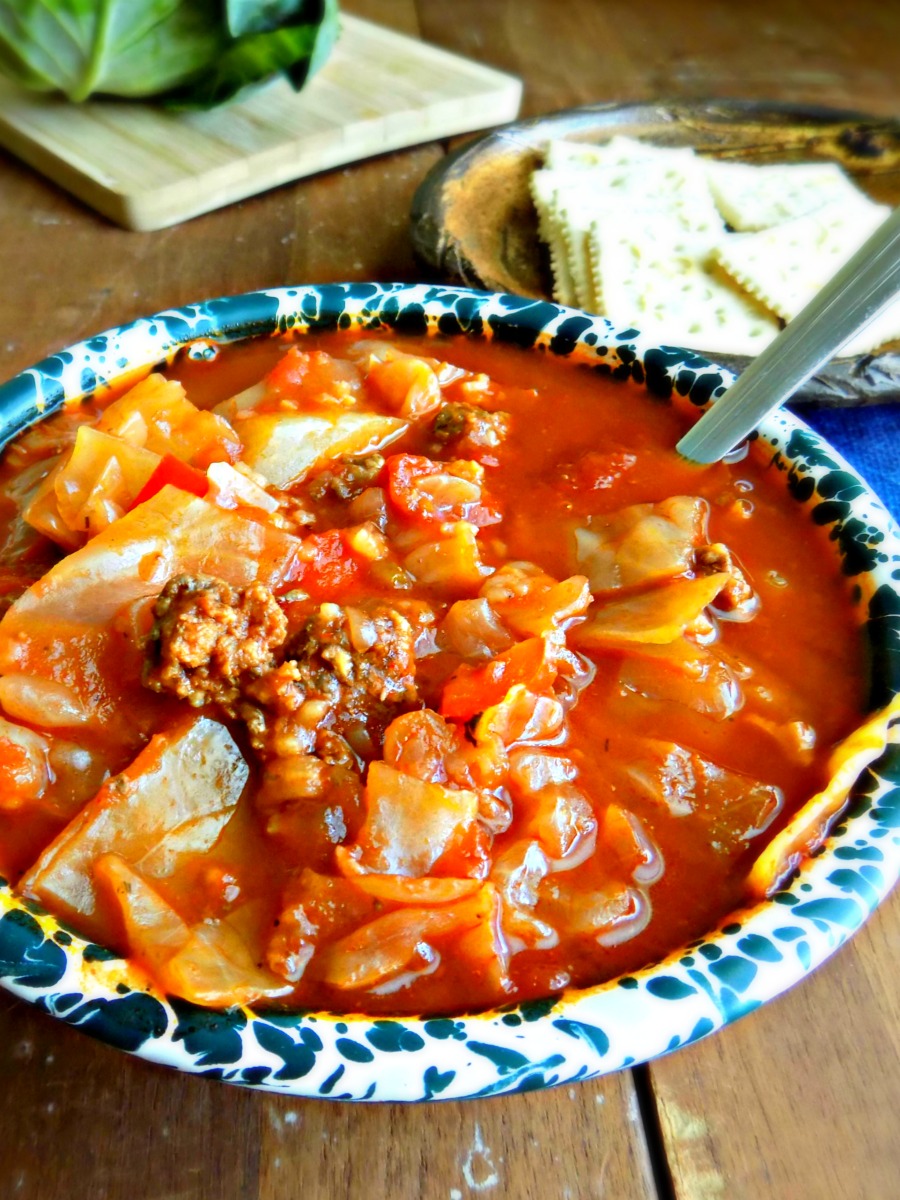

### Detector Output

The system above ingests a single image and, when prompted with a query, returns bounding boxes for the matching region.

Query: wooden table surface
[1,2,898,1197]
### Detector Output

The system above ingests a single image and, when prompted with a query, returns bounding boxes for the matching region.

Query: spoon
[676,204,900,464]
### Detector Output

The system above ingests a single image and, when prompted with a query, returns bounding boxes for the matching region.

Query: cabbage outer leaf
[0,0,339,107]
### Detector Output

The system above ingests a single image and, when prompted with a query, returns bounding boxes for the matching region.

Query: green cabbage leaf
[0,0,339,107]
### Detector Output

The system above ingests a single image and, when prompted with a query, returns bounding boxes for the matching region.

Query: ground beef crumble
[694,543,758,617]
[144,576,422,789]
[293,602,418,706]
[432,402,510,457]
[307,453,385,501]
[143,575,287,711]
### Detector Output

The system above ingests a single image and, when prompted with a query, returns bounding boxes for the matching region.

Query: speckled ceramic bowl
[1,283,898,1101]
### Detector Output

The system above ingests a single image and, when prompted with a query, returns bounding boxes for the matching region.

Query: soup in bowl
[0,283,897,1100]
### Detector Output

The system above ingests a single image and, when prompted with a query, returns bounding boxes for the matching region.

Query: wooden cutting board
[0,15,522,232]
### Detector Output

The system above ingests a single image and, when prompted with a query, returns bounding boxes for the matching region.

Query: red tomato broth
[0,330,867,1016]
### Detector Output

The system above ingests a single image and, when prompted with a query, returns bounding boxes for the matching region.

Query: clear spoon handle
[676,205,900,464]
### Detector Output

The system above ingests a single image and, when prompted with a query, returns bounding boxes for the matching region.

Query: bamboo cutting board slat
[0,15,522,232]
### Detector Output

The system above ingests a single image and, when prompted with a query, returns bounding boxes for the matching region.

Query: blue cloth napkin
[795,402,900,520]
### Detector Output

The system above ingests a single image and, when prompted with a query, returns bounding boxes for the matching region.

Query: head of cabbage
[0,0,339,107]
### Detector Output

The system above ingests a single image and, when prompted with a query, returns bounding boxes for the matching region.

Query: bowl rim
[1,281,898,1102]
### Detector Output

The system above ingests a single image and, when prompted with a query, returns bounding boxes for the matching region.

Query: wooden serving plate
[410,100,900,406]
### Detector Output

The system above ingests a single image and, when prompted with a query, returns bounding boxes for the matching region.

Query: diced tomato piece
[264,346,310,396]
[0,735,45,809]
[130,454,208,509]
[294,529,364,597]
[263,348,362,407]
[386,454,501,527]
[366,355,441,419]
[441,636,559,721]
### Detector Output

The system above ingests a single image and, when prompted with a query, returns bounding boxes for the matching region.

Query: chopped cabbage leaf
[481,563,592,636]
[403,521,492,594]
[747,695,900,897]
[96,856,290,1006]
[525,782,597,865]
[574,496,707,593]
[266,868,379,984]
[624,738,783,850]
[341,872,481,905]
[0,487,301,732]
[318,885,498,991]
[24,426,160,548]
[21,715,247,937]
[600,804,664,884]
[0,716,50,812]
[476,684,565,748]
[440,597,515,661]
[2,485,300,634]
[350,761,480,878]
[573,572,731,649]
[366,354,443,419]
[539,878,650,945]
[617,637,743,718]
[97,374,241,468]
[238,412,408,489]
